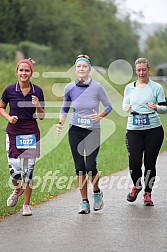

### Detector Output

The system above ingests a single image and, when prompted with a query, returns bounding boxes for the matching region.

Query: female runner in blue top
[0,58,45,216]
[123,58,167,206]
[56,54,112,214]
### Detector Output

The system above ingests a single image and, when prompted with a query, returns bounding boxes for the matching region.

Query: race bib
[133,114,150,127]
[16,134,36,149]
[74,113,93,128]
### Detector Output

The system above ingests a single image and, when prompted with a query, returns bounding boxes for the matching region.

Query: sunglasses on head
[77,54,91,61]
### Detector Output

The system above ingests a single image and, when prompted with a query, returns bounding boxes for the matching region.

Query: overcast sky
[115,0,167,24]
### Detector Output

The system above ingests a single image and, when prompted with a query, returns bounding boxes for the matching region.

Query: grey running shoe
[93,191,104,211]
[78,201,90,214]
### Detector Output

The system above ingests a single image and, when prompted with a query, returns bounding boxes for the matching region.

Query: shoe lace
[130,186,138,197]
[144,193,152,202]
[94,193,101,203]
[23,205,30,211]
[82,201,89,208]
[10,192,18,200]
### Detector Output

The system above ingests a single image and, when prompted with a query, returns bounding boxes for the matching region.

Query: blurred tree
[144,26,167,67]
[0,0,27,43]
[0,0,140,67]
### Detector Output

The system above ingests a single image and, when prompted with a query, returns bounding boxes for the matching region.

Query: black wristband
[158,101,167,106]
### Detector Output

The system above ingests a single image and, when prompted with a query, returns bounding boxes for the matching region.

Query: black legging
[126,126,164,193]
[68,125,100,176]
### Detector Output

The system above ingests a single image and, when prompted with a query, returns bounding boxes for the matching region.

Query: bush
[19,41,54,66]
[0,43,16,61]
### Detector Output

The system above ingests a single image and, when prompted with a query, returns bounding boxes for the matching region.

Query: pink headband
[17,59,34,72]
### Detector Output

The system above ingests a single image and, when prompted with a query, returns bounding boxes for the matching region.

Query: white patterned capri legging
[6,134,36,184]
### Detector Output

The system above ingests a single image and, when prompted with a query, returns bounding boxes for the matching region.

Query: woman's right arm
[122,86,132,113]
[56,85,71,135]
[55,114,67,135]
[0,100,18,124]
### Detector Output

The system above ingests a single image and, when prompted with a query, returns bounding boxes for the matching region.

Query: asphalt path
[0,152,167,252]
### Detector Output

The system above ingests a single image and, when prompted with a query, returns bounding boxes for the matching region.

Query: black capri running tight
[68,125,100,176]
[126,126,164,193]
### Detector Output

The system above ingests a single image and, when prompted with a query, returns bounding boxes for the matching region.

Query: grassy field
[0,60,167,218]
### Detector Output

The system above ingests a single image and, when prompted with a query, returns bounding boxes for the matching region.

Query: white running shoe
[22,205,32,216]
[7,188,24,207]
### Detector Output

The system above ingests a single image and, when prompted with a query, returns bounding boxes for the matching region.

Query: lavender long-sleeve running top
[60,79,112,128]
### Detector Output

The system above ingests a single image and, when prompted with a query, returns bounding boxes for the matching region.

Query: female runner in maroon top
[0,58,45,216]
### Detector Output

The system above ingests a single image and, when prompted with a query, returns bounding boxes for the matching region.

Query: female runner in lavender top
[0,58,45,216]
[56,54,112,214]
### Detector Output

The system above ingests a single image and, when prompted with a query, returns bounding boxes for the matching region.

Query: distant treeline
[0,0,140,67]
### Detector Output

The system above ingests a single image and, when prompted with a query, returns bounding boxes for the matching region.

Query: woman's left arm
[96,85,112,120]
[147,102,167,114]
[32,95,45,120]
[147,84,167,114]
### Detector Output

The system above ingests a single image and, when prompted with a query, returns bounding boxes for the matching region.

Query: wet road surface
[0,152,167,252]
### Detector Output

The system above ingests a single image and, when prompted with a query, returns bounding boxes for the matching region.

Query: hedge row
[0,41,55,65]
[0,43,16,61]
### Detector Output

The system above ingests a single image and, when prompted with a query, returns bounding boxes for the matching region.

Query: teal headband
[75,57,91,66]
